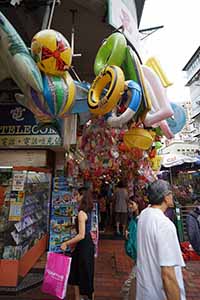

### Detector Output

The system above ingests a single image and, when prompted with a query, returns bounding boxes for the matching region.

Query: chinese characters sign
[0,104,62,147]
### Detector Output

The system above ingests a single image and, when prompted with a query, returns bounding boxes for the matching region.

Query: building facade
[182,46,200,143]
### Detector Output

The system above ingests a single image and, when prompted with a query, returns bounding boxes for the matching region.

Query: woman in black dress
[61,188,95,300]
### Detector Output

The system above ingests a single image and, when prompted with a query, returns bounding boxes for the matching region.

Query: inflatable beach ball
[31,29,72,76]
[29,72,76,120]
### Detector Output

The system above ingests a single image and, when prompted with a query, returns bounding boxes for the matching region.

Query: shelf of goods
[49,173,99,256]
[0,166,51,286]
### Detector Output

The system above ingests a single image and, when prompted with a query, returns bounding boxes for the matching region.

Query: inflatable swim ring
[94,32,127,76]
[88,65,125,116]
[121,46,139,82]
[106,80,142,128]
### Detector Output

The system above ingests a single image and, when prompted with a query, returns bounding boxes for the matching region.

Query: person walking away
[61,188,95,300]
[97,193,107,232]
[136,179,186,300]
[114,180,128,236]
[121,197,141,300]
[186,200,200,255]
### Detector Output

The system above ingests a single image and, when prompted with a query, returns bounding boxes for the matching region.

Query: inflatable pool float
[133,54,152,121]
[106,80,142,128]
[146,57,172,88]
[0,12,43,94]
[166,102,186,134]
[94,32,127,76]
[88,65,125,115]
[142,65,173,127]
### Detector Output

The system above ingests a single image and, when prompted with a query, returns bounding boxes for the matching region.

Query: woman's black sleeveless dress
[68,211,95,299]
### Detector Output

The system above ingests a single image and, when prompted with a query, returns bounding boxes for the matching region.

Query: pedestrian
[97,193,107,232]
[186,200,200,255]
[121,196,142,300]
[136,179,186,300]
[61,188,95,300]
[113,180,129,236]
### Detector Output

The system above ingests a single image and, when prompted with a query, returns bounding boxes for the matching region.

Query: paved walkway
[0,239,199,299]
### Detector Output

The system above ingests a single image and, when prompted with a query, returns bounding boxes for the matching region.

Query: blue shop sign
[0,104,62,147]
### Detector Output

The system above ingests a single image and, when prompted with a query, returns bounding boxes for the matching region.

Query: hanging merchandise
[31,29,72,76]
[0,12,43,95]
[123,127,153,150]
[121,46,149,122]
[106,80,142,128]
[166,102,186,134]
[94,32,127,76]
[16,71,76,126]
[131,52,152,121]
[146,57,173,88]
[142,65,174,127]
[88,65,125,115]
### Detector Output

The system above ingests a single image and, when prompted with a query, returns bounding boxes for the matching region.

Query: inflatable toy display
[0,12,43,94]
[123,128,153,150]
[142,65,173,127]
[146,57,172,88]
[88,65,125,115]
[122,46,139,82]
[166,102,186,134]
[106,80,142,128]
[94,32,127,76]
[133,53,152,121]
[16,72,76,121]
[31,29,72,76]
[159,120,174,139]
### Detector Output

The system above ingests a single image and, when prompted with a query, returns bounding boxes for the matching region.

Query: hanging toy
[31,29,72,76]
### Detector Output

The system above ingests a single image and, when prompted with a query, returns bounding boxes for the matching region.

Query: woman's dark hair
[117,180,126,188]
[78,190,93,213]
[78,186,87,195]
[129,196,143,215]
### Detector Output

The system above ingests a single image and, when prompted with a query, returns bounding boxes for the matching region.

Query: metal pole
[169,167,173,185]
[70,9,82,58]
[47,0,57,29]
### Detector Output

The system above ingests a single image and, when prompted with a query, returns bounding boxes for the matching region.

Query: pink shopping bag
[42,252,71,299]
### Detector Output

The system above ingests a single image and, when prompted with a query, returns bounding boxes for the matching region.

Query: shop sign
[0,104,62,147]
[108,0,140,49]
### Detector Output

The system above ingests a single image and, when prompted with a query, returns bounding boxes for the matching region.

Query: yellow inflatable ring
[88,65,125,116]
[94,32,127,76]
[123,128,153,150]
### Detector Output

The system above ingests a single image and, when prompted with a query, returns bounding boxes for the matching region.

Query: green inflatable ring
[94,32,127,76]
[122,46,139,82]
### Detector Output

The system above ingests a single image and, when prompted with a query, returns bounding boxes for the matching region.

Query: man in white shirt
[136,179,186,300]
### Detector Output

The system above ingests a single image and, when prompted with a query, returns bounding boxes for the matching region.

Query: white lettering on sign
[10,107,26,121]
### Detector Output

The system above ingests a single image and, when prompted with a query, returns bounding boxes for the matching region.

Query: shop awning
[161,154,199,168]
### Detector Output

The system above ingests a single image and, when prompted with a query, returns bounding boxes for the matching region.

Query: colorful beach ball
[31,29,72,76]
[30,72,76,120]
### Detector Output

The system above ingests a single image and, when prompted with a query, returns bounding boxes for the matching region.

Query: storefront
[0,103,60,287]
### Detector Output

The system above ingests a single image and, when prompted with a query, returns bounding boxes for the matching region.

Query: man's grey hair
[147,180,172,205]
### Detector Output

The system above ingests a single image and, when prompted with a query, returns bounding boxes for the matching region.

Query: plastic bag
[42,252,71,299]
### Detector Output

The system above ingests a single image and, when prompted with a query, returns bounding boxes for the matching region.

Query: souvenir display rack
[49,171,99,255]
[0,166,51,287]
